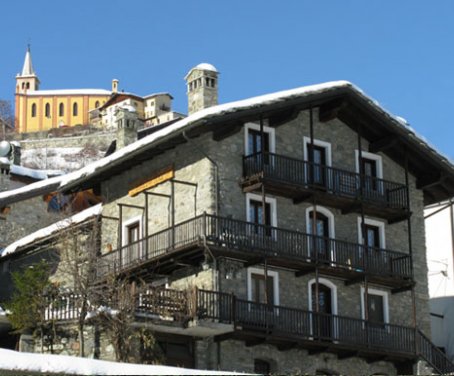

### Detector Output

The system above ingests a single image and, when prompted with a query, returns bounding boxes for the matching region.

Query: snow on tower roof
[1,203,102,258]
[195,63,218,72]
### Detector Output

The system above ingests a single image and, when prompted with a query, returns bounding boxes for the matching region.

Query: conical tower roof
[21,45,36,77]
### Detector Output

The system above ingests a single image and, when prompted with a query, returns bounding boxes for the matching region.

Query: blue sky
[1,1,454,158]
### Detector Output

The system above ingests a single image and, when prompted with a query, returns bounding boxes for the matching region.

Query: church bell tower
[16,45,40,94]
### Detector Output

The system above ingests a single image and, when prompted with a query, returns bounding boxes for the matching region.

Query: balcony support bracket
[391,284,414,294]
[345,275,365,286]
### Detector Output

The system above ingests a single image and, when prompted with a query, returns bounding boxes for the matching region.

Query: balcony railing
[45,288,454,374]
[196,289,454,375]
[243,152,408,211]
[97,214,412,282]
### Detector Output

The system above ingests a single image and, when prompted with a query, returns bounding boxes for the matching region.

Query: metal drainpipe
[182,130,220,292]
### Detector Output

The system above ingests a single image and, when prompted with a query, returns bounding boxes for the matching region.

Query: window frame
[355,150,383,179]
[357,217,386,249]
[122,215,143,247]
[244,121,275,156]
[303,137,332,167]
[360,286,389,325]
[247,267,279,306]
[307,277,338,315]
[246,193,277,228]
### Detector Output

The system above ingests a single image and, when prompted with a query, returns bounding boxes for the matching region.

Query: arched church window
[45,103,51,118]
[59,103,64,117]
[73,103,78,116]
[31,103,37,117]
[26,82,30,89]
[95,101,100,108]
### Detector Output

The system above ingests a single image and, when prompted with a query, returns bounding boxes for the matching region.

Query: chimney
[185,63,219,115]
[112,79,119,94]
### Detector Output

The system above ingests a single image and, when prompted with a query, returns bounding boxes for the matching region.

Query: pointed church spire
[21,44,36,77]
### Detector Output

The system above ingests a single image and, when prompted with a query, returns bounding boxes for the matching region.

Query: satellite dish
[0,141,11,157]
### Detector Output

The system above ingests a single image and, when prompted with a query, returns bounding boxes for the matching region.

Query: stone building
[2,76,454,374]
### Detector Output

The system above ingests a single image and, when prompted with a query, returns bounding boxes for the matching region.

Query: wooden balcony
[45,289,454,374]
[97,214,413,290]
[242,152,410,223]
[196,290,454,374]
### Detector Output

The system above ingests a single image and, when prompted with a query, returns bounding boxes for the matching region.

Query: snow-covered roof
[0,348,244,375]
[2,80,454,206]
[10,165,64,180]
[195,63,218,72]
[26,89,111,96]
[1,203,102,258]
[0,174,63,207]
[59,81,352,189]
[185,63,219,79]
[143,92,173,99]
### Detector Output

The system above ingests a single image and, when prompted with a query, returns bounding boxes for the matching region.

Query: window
[31,103,37,117]
[244,122,275,156]
[355,150,383,196]
[122,215,143,266]
[73,103,78,116]
[357,217,385,249]
[247,267,279,306]
[303,137,332,187]
[308,278,338,315]
[254,359,271,374]
[59,103,64,117]
[305,206,335,262]
[250,273,274,305]
[360,287,389,325]
[26,82,30,89]
[95,101,100,108]
[355,150,383,178]
[308,278,338,339]
[45,103,51,118]
[246,193,277,237]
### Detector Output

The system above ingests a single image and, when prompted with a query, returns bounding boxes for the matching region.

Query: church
[14,46,111,133]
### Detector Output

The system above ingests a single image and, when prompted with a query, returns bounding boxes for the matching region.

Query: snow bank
[0,348,245,375]
[1,204,102,258]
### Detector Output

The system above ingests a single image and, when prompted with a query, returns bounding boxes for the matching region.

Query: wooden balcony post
[145,191,149,259]
[231,292,236,325]
[202,211,207,239]
[194,286,199,320]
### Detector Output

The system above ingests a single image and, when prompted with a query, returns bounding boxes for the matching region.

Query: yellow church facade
[15,47,111,133]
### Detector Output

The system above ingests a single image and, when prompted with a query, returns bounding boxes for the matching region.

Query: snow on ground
[0,348,247,375]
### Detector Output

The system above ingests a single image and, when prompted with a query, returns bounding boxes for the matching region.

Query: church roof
[20,45,37,77]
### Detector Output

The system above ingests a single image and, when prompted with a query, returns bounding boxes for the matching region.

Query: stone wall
[210,339,399,375]
[100,132,216,255]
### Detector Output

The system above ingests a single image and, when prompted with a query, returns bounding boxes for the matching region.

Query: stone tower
[115,105,142,149]
[16,45,40,94]
[185,63,219,115]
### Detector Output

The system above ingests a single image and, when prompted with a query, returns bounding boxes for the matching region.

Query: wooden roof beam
[416,172,446,190]
[319,98,347,123]
[369,135,400,153]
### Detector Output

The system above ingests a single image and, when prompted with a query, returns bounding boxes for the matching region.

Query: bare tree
[56,217,101,357]
[0,100,14,140]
